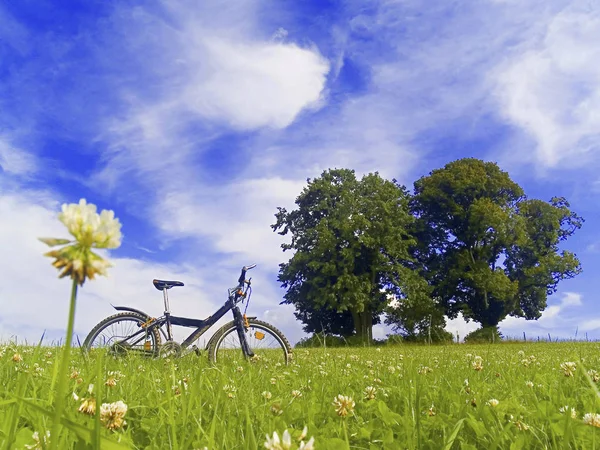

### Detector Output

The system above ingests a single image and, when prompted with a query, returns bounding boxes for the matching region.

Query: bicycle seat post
[162,288,171,314]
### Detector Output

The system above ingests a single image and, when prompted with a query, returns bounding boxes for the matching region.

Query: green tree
[411,158,583,332]
[272,168,424,343]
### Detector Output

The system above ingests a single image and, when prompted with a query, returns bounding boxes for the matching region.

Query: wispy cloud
[492,5,600,169]
[0,137,38,176]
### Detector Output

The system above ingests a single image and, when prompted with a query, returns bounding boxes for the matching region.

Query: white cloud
[492,8,600,168]
[188,38,329,130]
[155,177,302,266]
[499,291,584,338]
[0,188,297,345]
[0,138,38,176]
[445,313,480,341]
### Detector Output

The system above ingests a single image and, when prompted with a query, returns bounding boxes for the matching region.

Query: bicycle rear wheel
[82,312,161,357]
[208,319,292,365]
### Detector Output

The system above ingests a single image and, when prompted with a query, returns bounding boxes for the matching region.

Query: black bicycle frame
[121,295,255,355]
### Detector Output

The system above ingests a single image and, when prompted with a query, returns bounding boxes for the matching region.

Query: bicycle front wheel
[82,312,161,357]
[208,319,292,365]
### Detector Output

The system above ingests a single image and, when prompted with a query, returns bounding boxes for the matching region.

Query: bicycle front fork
[232,307,254,358]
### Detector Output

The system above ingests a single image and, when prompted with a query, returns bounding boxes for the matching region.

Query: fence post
[523,332,526,342]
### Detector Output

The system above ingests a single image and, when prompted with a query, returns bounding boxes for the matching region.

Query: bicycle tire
[82,312,161,357]
[207,319,292,365]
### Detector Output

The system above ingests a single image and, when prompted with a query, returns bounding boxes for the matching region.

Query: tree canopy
[272,168,426,342]
[411,158,583,329]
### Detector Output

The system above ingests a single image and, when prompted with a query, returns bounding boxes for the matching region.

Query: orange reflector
[144,341,151,351]
[255,331,265,340]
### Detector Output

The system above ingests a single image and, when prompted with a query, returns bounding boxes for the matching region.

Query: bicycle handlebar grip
[238,264,256,283]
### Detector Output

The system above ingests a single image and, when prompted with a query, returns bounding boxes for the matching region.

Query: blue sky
[2,0,600,345]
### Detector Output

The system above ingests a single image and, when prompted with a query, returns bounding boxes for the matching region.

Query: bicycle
[82,264,292,364]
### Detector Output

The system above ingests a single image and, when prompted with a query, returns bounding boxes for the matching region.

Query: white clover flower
[40,199,122,286]
[583,413,600,427]
[472,356,484,371]
[560,362,577,377]
[525,381,534,388]
[291,390,302,399]
[559,405,577,418]
[333,394,355,417]
[299,437,315,450]
[99,400,127,429]
[24,430,51,449]
[364,386,377,400]
[486,398,499,407]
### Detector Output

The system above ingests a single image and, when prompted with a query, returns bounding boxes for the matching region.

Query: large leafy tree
[272,169,425,342]
[411,158,583,330]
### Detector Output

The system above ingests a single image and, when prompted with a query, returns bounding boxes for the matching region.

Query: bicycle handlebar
[238,264,257,284]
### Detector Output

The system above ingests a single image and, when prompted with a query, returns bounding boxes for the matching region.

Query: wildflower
[418,366,433,375]
[264,430,291,450]
[25,430,51,450]
[376,348,381,352]
[583,413,600,428]
[298,426,308,441]
[78,397,97,415]
[99,400,127,430]
[559,405,577,418]
[299,437,315,450]
[363,386,377,400]
[333,394,355,417]
[105,377,117,387]
[560,362,577,377]
[270,403,284,416]
[486,399,499,408]
[427,404,436,416]
[39,199,122,286]
[525,381,534,388]
[262,391,272,400]
[588,369,600,382]
[514,419,530,431]
[12,353,23,362]
[472,356,484,371]
[517,350,525,357]
[291,390,302,399]
[70,370,80,379]
[270,377,277,385]
[223,384,236,398]
[236,366,244,373]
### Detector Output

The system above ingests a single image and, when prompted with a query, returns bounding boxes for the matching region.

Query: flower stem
[49,278,78,450]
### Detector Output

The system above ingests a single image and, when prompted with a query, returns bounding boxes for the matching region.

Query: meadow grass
[2,342,600,449]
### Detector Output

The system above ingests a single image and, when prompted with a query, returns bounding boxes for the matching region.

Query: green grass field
[2,342,600,449]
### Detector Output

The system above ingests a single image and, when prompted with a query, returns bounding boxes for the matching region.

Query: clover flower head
[78,397,97,415]
[486,398,499,407]
[24,430,50,450]
[333,394,355,417]
[559,405,577,418]
[364,386,377,400]
[583,413,600,427]
[100,400,127,430]
[560,361,577,377]
[40,199,122,286]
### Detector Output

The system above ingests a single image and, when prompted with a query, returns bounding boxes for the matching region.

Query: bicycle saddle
[152,279,185,290]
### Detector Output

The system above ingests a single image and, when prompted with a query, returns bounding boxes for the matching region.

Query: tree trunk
[350,308,373,344]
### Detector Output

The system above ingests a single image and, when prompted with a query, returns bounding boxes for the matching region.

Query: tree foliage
[272,169,425,342]
[411,158,583,329]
